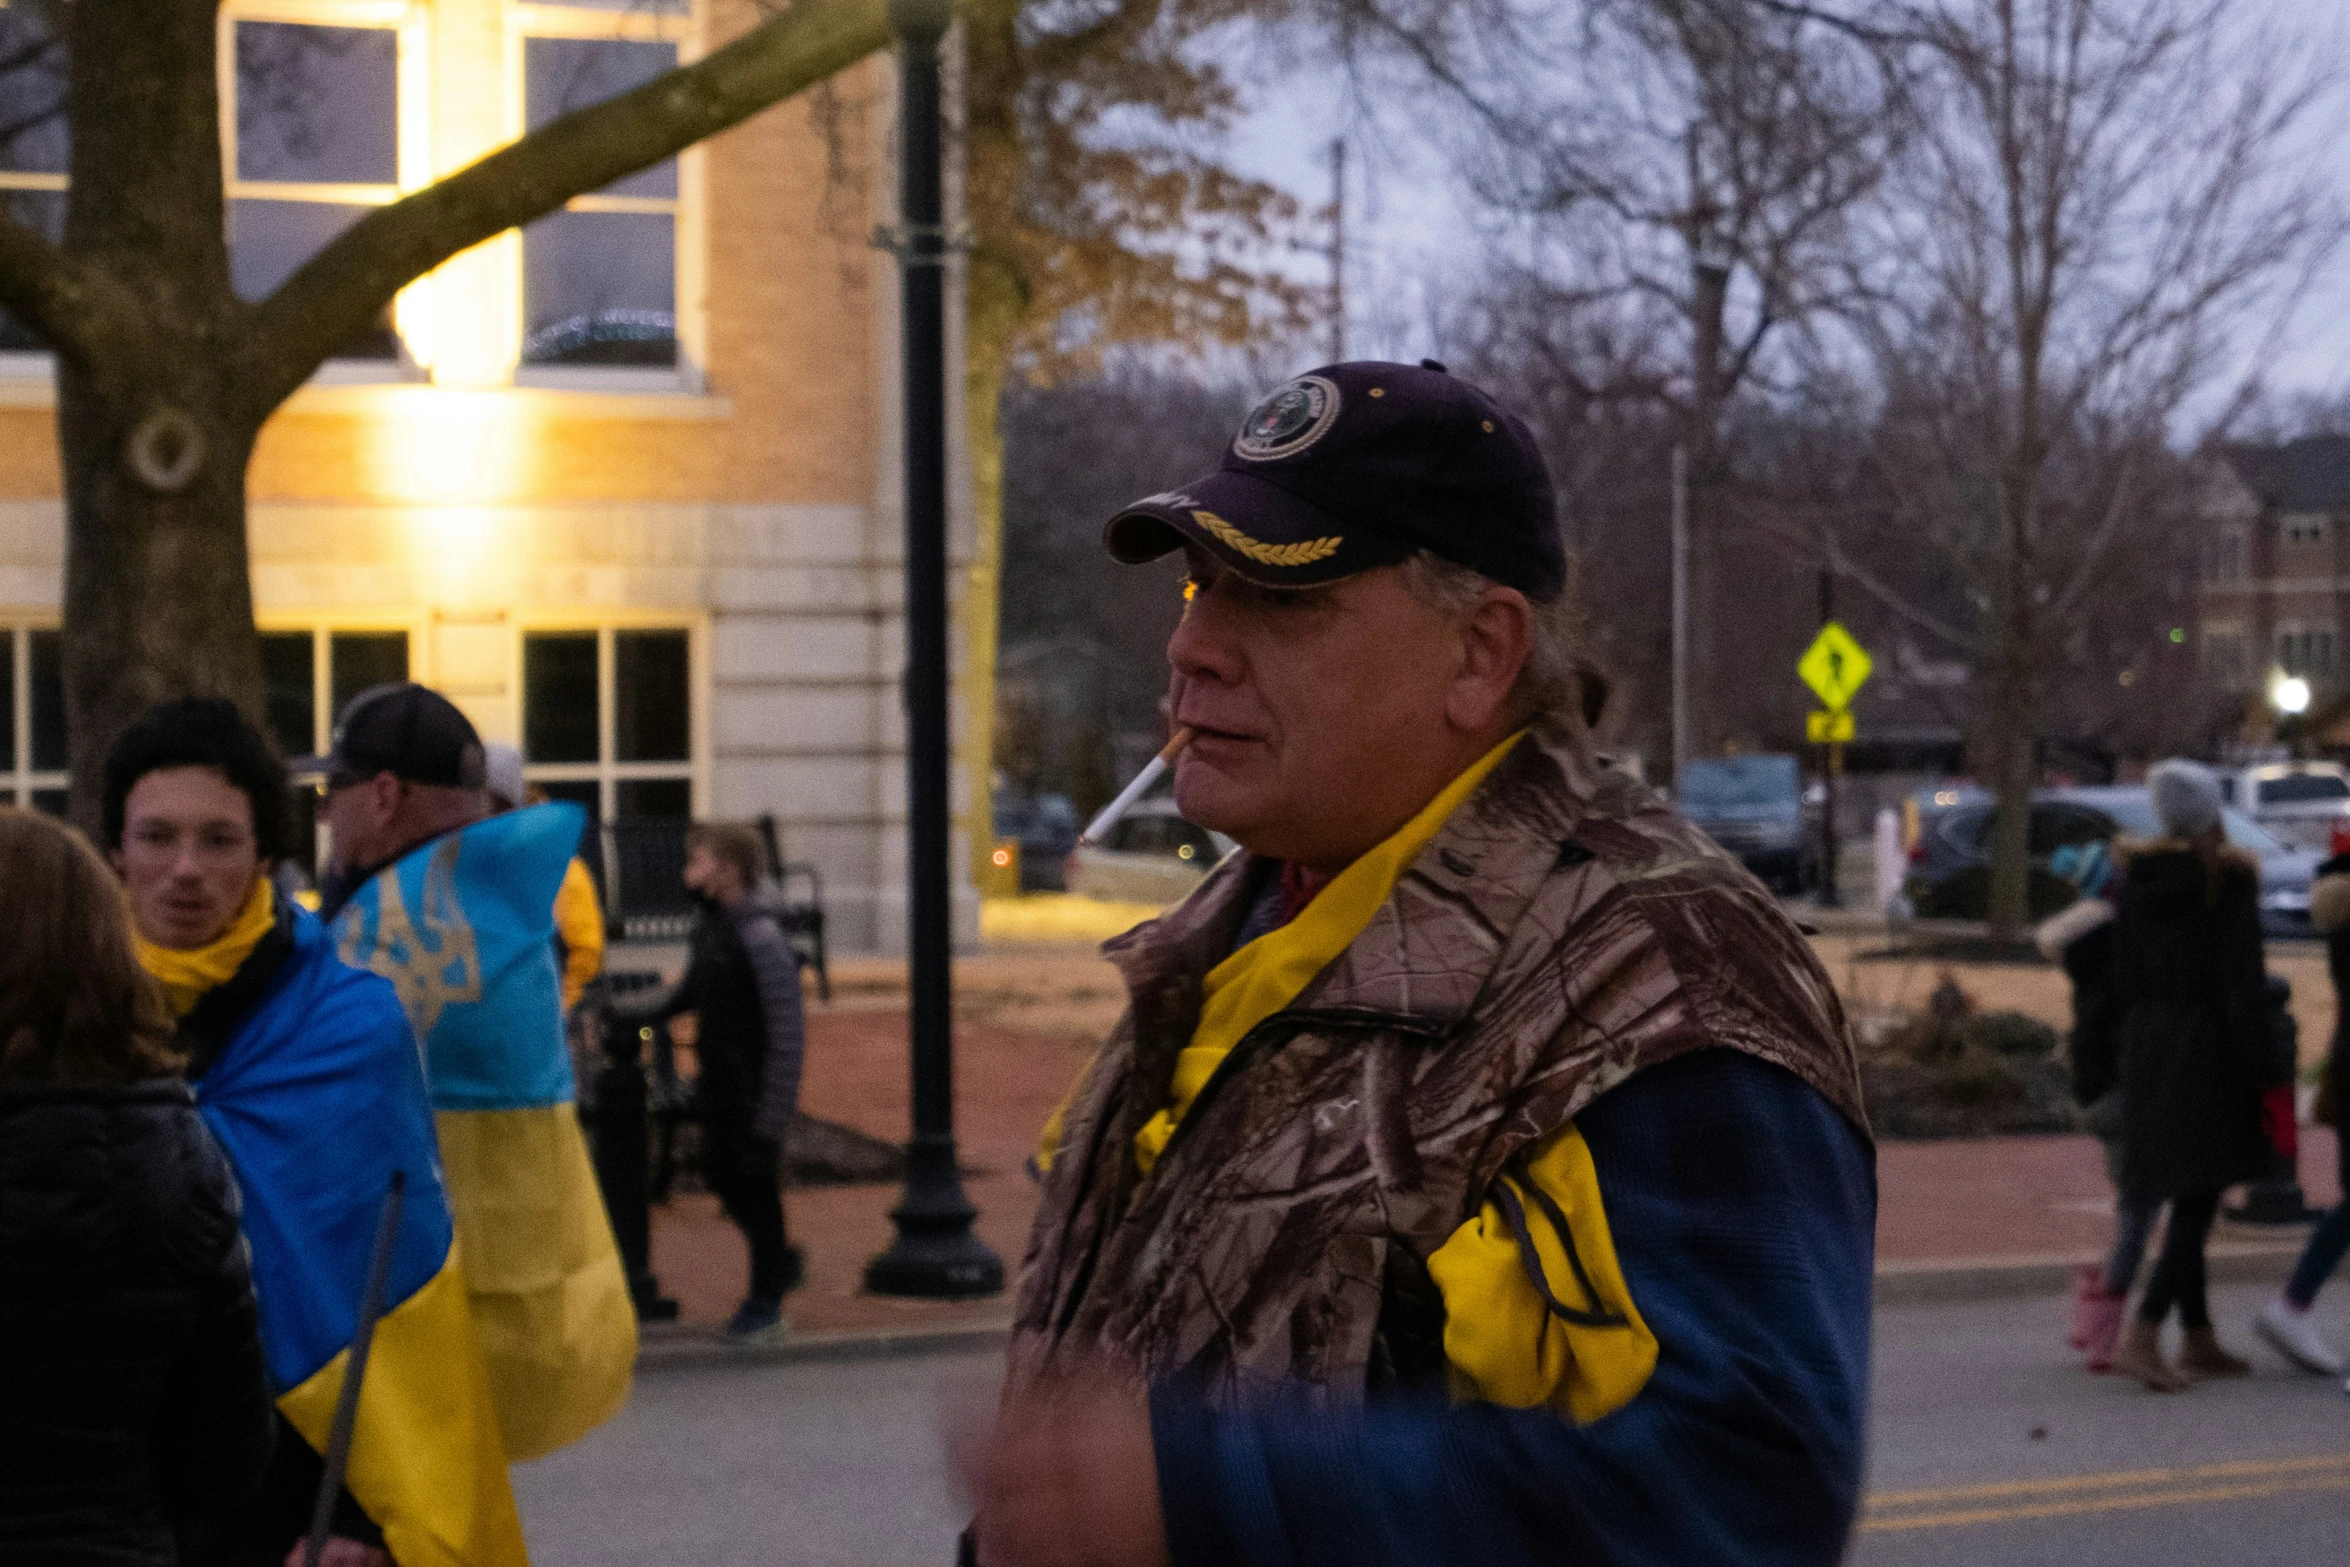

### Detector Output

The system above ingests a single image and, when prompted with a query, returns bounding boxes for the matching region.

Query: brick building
[2194,435,2350,739]
[0,0,978,952]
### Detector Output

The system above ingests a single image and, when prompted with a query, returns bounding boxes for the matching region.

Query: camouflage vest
[1006,724,1869,1405]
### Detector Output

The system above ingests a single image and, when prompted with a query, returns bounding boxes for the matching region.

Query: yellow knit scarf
[1132,731,1525,1175]
[133,877,275,1021]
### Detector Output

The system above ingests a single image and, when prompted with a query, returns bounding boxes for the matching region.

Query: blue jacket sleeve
[1150,1049,1878,1567]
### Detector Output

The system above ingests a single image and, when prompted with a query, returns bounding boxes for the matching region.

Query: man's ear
[1447,588,1534,732]
[369,772,405,824]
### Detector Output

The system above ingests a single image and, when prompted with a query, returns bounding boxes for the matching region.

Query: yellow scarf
[1132,731,1525,1175]
[134,877,276,1020]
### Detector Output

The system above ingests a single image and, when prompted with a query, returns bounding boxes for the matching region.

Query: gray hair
[1396,550,1602,728]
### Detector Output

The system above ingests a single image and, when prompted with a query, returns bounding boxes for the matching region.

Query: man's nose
[1166,587,1244,687]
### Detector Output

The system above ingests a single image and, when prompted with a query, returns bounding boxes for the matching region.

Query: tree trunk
[59,369,264,829]
[58,0,254,830]
[962,331,1010,886]
[1982,595,2039,939]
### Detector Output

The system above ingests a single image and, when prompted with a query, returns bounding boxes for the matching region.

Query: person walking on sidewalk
[2252,851,2350,1382]
[2104,761,2273,1392]
[968,362,1875,1567]
[656,822,808,1341]
[0,808,275,1567]
[2041,841,2153,1373]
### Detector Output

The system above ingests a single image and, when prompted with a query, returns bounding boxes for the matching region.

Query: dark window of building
[520,38,678,367]
[29,629,63,772]
[261,631,315,758]
[330,632,410,720]
[229,22,400,357]
[615,629,689,762]
[524,632,601,762]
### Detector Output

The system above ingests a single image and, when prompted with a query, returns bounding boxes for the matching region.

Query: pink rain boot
[2082,1285,2128,1372]
[2069,1264,2104,1350]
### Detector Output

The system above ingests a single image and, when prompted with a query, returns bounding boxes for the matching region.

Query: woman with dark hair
[2105,761,2276,1391]
[0,806,275,1564]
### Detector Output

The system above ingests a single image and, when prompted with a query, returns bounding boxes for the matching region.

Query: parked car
[1677,753,1816,893]
[2215,761,2350,852]
[1904,786,2319,935]
[1066,797,1235,904]
[992,790,1080,892]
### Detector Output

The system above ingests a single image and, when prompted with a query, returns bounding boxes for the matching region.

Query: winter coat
[0,1081,275,1566]
[2106,840,2273,1201]
[2036,895,2119,1108]
[666,898,805,1141]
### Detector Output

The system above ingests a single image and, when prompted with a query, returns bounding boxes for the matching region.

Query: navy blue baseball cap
[1104,360,1564,600]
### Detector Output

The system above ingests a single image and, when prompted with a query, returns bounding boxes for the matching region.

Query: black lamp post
[865,0,1004,1300]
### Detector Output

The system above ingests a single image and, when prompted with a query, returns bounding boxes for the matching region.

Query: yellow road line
[1861,1472,2350,1533]
[1868,1450,2350,1509]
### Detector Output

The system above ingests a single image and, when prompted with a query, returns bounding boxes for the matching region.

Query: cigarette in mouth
[1080,728,1195,846]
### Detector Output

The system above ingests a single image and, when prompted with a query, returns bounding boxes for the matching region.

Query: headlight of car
[2263,886,2311,912]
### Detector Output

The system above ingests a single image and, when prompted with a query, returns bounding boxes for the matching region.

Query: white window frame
[254,616,424,754]
[2203,527,2248,583]
[2276,623,2337,679]
[3,622,66,806]
[515,617,706,821]
[219,2,424,375]
[508,2,703,392]
[2201,622,2248,684]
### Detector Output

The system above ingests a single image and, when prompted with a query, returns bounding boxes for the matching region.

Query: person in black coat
[642,821,808,1341]
[2102,762,2276,1391]
[0,807,276,1565]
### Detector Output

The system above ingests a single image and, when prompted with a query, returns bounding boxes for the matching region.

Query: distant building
[2194,435,2350,739]
[0,0,978,952]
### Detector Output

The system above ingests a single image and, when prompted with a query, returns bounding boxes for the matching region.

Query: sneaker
[2256,1298,2344,1375]
[723,1300,787,1344]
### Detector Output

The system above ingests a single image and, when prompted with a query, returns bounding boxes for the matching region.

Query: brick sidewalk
[645,945,2345,1338]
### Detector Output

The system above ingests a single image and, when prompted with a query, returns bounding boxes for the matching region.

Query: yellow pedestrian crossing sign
[1807,709,1855,744]
[1798,622,1873,712]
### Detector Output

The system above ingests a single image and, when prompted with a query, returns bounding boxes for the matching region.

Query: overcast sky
[1217,0,2350,410]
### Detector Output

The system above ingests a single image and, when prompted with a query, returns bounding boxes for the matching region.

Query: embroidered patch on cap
[1232,375,1342,461]
[1190,508,1342,567]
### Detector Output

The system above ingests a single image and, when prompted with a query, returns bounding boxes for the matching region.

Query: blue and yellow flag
[334,802,636,1461]
[194,906,527,1567]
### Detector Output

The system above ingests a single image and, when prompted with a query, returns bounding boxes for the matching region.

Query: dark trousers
[2288,1202,2350,1308]
[2137,1188,2223,1329]
[703,1118,793,1306]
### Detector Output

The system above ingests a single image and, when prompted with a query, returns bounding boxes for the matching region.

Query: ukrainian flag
[335,802,637,1462]
[196,907,527,1567]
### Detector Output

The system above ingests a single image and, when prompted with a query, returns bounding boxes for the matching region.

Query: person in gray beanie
[2148,759,2225,839]
[2086,757,2274,1389]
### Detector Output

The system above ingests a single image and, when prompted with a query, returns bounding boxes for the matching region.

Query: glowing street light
[2275,674,2313,716]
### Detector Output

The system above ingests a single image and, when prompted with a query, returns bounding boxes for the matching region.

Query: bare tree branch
[241,0,892,413]
[0,207,101,363]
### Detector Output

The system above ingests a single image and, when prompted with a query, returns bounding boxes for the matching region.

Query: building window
[2203,528,2248,584]
[261,626,410,872]
[227,16,403,357]
[2202,626,2248,685]
[0,10,67,354]
[521,626,694,829]
[2284,515,2328,548]
[519,31,680,367]
[2,626,68,812]
[2278,627,2337,678]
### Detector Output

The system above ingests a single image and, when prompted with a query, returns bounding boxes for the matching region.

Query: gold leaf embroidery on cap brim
[1191,509,1343,568]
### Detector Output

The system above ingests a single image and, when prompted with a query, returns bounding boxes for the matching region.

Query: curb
[636,1317,1012,1372]
[632,1245,2317,1369]
[1874,1242,2305,1306]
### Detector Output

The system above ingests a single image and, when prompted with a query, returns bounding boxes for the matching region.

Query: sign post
[1797,616,1873,908]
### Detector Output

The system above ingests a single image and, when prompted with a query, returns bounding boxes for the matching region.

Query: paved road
[515,1283,2350,1565]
